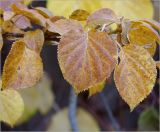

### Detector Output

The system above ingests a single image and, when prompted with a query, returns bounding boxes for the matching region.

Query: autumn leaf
[35,7,53,18]
[100,0,154,19]
[23,29,44,53]
[2,40,43,90]
[128,21,159,56]
[12,14,32,29]
[47,19,83,35]
[69,9,90,21]
[89,80,105,96]
[12,4,46,27]
[87,8,118,27]
[58,29,118,93]
[114,44,157,110]
[0,89,24,126]
[139,19,160,31]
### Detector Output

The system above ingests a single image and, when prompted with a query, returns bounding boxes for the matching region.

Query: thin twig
[100,92,120,131]
[68,87,79,132]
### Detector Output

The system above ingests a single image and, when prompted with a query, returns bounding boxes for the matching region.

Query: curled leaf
[70,9,90,21]
[58,29,118,93]
[128,21,159,56]
[35,7,53,18]
[0,89,24,126]
[139,19,160,31]
[12,14,32,29]
[114,45,157,110]
[23,29,44,53]
[2,40,43,90]
[47,19,83,35]
[121,19,131,45]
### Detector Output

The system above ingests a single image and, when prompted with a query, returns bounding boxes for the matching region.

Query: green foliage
[138,107,159,131]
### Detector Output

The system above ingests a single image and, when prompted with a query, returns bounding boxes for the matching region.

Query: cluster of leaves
[0,0,159,127]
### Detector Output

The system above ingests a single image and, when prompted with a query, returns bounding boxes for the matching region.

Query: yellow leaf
[114,45,157,111]
[58,28,118,93]
[101,0,154,19]
[0,89,24,126]
[89,80,105,96]
[2,40,43,90]
[128,21,159,56]
[17,74,54,125]
[23,29,44,53]
[139,19,160,31]
[47,108,100,131]
[70,9,90,21]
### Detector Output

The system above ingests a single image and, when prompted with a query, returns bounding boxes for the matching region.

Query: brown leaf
[12,4,46,27]
[47,19,83,35]
[35,7,53,18]
[58,30,118,92]
[69,9,90,21]
[12,15,32,29]
[2,40,43,90]
[23,29,44,53]
[87,8,118,27]
[114,45,157,110]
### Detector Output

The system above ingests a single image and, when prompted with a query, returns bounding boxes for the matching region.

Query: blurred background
[1,0,159,131]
